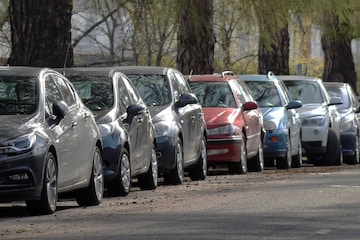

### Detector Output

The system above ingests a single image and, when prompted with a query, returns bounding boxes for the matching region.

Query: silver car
[279,75,342,166]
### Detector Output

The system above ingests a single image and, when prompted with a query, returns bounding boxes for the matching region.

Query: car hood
[297,103,327,118]
[202,107,239,126]
[260,107,284,121]
[0,114,41,140]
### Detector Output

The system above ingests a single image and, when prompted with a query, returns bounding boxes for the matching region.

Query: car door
[45,74,81,188]
[231,80,261,154]
[117,74,149,173]
[278,81,301,152]
[170,71,198,164]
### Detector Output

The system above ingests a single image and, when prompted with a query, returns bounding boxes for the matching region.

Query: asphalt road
[1,163,360,240]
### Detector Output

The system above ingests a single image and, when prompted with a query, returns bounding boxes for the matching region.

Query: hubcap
[93,149,104,201]
[46,157,57,212]
[121,154,131,191]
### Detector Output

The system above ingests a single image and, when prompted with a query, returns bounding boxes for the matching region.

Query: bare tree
[177,0,215,74]
[8,0,73,67]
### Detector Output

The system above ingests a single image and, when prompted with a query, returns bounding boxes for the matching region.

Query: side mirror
[286,100,302,110]
[127,104,145,116]
[53,101,68,121]
[243,101,258,111]
[175,93,198,108]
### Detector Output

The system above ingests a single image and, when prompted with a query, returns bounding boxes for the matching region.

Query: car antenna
[62,41,72,75]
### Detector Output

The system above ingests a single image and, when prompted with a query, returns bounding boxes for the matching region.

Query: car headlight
[0,134,36,154]
[340,113,354,132]
[207,124,241,136]
[302,116,326,126]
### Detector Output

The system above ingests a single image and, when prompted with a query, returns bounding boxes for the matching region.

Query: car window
[246,81,282,107]
[69,75,114,111]
[127,74,171,106]
[235,80,255,102]
[51,75,76,107]
[190,81,236,108]
[283,80,324,104]
[326,86,350,110]
[229,80,246,104]
[0,76,37,115]
[174,72,191,94]
[45,76,63,111]
[121,76,140,103]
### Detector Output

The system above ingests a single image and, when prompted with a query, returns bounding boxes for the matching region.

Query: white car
[278,75,343,166]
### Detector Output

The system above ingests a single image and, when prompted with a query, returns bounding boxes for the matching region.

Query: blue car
[324,82,360,165]
[240,72,303,169]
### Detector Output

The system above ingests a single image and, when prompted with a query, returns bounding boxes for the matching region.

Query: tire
[164,137,184,185]
[277,137,291,169]
[228,136,247,174]
[319,128,340,166]
[26,152,57,215]
[107,149,131,196]
[248,141,264,172]
[291,140,302,168]
[138,144,158,190]
[189,136,207,180]
[76,146,104,206]
[345,134,359,165]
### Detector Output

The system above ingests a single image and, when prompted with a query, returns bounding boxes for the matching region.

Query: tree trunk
[321,15,357,94]
[8,0,73,67]
[177,0,215,74]
[258,26,290,75]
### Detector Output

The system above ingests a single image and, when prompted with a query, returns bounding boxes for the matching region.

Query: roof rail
[222,71,234,77]
[267,71,275,79]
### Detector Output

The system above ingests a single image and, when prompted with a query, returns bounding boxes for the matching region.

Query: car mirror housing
[243,101,258,111]
[53,100,68,121]
[127,104,145,116]
[175,93,198,108]
[286,100,302,110]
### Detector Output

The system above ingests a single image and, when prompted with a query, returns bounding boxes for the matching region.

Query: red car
[188,72,265,173]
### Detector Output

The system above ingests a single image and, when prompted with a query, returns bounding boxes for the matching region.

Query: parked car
[187,72,265,173]
[240,72,303,169]
[116,66,207,184]
[278,75,343,165]
[324,82,360,164]
[0,66,103,215]
[61,67,158,196]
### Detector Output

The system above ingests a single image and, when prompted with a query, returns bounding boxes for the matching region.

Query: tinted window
[246,81,282,107]
[52,75,76,107]
[69,75,114,111]
[127,74,171,106]
[190,82,236,108]
[284,80,324,104]
[0,76,37,115]
[45,76,62,110]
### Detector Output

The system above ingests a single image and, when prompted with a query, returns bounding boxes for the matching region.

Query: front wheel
[318,129,340,166]
[345,134,359,165]
[138,144,158,190]
[248,141,264,172]
[189,136,207,180]
[228,136,247,174]
[164,138,184,185]
[291,140,302,168]
[26,152,58,215]
[76,146,104,206]
[277,137,291,169]
[107,149,131,196]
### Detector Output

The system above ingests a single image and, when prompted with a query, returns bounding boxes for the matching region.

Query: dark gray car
[62,67,158,196]
[117,66,207,184]
[0,66,103,215]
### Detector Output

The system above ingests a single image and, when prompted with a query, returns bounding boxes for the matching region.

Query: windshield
[189,82,236,108]
[245,81,281,107]
[0,76,38,115]
[326,86,350,110]
[69,75,114,111]
[126,74,171,106]
[283,80,324,104]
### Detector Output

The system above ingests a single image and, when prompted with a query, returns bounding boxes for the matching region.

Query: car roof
[0,66,48,76]
[115,66,175,75]
[187,72,239,83]
[277,75,321,81]
[323,81,347,88]
[60,67,120,78]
